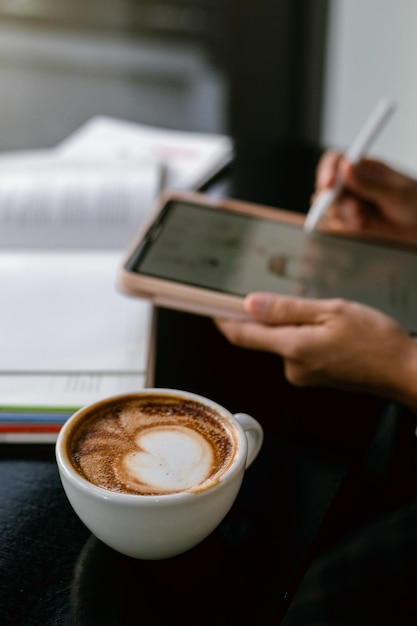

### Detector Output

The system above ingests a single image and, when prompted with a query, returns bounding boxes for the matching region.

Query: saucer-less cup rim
[56,388,263,505]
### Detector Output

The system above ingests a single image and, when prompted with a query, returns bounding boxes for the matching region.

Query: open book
[0,117,233,442]
[0,115,234,251]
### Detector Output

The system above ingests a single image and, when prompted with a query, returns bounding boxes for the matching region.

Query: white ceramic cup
[55,389,263,560]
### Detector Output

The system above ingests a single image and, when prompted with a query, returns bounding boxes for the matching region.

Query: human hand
[215,292,417,409]
[312,151,417,244]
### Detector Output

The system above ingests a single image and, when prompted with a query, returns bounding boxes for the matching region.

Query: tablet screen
[127,199,417,333]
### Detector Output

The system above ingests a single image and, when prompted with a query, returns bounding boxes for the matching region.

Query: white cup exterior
[56,389,263,560]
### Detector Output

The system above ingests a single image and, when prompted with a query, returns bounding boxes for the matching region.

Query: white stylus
[304,97,396,233]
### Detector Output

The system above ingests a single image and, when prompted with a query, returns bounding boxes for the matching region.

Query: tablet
[118,190,417,333]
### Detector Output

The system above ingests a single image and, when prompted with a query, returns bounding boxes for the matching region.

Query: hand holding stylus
[304,97,396,233]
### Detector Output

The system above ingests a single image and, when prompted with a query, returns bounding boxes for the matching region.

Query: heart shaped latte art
[121,425,213,493]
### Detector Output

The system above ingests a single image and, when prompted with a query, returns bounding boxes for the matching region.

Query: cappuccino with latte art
[68,394,239,496]
[56,389,263,559]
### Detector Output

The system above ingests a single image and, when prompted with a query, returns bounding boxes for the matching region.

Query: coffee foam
[122,425,212,492]
[69,395,238,496]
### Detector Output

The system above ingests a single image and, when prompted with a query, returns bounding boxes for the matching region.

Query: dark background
[0,0,329,152]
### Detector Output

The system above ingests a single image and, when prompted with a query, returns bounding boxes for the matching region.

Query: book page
[0,373,147,410]
[0,251,152,375]
[0,153,163,250]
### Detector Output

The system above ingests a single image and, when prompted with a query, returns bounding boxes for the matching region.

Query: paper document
[58,115,234,191]
[0,251,154,440]
[0,373,147,409]
[0,152,163,250]
[0,251,151,372]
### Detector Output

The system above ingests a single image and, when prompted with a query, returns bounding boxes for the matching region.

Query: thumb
[244,293,323,326]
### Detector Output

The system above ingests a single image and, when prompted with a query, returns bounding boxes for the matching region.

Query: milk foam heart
[69,394,239,496]
[121,426,213,492]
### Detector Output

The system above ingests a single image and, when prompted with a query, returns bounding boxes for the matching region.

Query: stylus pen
[304,97,396,233]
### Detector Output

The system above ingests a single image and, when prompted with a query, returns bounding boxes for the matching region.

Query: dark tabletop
[0,140,397,625]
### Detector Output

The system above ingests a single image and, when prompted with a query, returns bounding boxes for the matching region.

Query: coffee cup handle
[233,413,264,468]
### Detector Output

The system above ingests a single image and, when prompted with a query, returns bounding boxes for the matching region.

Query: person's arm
[215,292,417,412]
[313,151,417,244]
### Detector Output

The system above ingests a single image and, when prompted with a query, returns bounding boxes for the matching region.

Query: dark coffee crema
[67,394,240,496]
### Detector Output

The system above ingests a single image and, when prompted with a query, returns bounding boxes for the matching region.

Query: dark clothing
[282,404,417,626]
